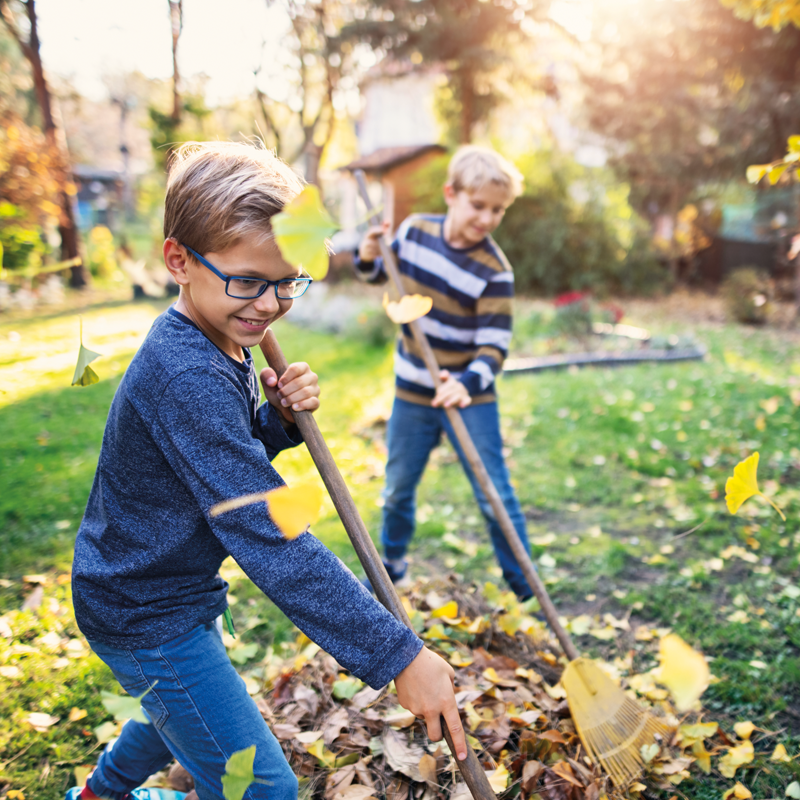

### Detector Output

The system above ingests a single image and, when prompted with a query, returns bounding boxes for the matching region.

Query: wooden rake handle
[354,170,580,662]
[259,330,497,800]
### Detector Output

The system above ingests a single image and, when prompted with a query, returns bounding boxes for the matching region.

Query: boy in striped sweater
[355,146,533,600]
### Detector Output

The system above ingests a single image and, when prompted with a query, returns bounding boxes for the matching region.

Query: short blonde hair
[447,145,524,200]
[163,141,305,253]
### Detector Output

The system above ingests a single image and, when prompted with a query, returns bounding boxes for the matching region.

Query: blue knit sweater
[72,308,422,688]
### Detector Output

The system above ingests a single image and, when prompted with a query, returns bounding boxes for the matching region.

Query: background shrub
[722,266,771,324]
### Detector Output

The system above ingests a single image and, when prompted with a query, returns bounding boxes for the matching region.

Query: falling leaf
[222,745,258,800]
[271,185,337,280]
[101,682,157,724]
[267,483,324,539]
[486,763,509,793]
[382,293,433,324]
[658,633,709,711]
[71,319,102,387]
[734,721,755,740]
[771,743,792,762]
[719,740,754,778]
[725,452,785,520]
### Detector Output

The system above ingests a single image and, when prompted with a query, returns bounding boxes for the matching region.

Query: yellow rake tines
[562,658,674,788]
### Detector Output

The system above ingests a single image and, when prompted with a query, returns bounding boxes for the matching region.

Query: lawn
[1,289,799,799]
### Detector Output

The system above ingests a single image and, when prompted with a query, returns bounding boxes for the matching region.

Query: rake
[352,169,674,788]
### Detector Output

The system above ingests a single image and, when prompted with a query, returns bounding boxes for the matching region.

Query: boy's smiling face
[164,236,299,361]
[443,182,513,249]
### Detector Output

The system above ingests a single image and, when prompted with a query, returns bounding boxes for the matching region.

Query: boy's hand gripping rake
[259,332,497,800]
[353,169,673,787]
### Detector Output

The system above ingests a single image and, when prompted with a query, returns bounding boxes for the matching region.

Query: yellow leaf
[723,782,752,800]
[770,743,792,762]
[487,763,509,793]
[658,633,709,711]
[755,414,766,431]
[431,600,458,619]
[692,740,711,773]
[746,164,771,184]
[271,185,338,280]
[678,721,718,746]
[267,482,324,539]
[725,452,785,520]
[71,319,102,387]
[382,292,433,324]
[719,740,754,779]
[760,396,780,415]
[734,721,755,740]
[68,707,87,722]
[7,791,25,800]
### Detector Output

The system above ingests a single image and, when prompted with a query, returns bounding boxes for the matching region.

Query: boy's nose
[252,288,280,313]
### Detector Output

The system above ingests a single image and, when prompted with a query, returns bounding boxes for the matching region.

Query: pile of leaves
[205,578,798,800]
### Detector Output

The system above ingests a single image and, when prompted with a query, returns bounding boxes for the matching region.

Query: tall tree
[721,0,800,29]
[339,0,551,144]
[254,0,348,185]
[581,0,800,213]
[0,0,89,286]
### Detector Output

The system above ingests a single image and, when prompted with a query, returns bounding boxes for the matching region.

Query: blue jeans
[87,622,298,800]
[382,397,532,598]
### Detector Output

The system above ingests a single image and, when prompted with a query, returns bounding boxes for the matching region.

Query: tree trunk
[23,0,88,287]
[169,0,183,122]
[458,66,474,144]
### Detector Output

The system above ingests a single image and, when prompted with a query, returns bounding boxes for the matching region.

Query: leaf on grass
[719,740,754,779]
[6,791,25,800]
[382,293,433,324]
[724,782,753,799]
[725,452,785,520]
[733,721,755,740]
[787,781,800,799]
[771,743,792,762]
[94,720,120,744]
[71,320,102,387]
[101,682,157,724]
[69,707,87,722]
[26,712,60,731]
[692,740,712,773]
[222,745,258,800]
[658,633,709,711]
[271,185,337,280]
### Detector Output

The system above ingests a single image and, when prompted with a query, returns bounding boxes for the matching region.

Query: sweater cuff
[354,624,424,689]
[353,250,383,283]
[457,370,484,396]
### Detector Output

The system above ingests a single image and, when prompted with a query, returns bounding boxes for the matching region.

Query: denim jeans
[381,397,532,598]
[87,622,298,800]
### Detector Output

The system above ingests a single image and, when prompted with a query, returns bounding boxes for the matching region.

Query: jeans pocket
[113,650,171,731]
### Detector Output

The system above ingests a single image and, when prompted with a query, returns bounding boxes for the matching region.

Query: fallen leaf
[6,792,25,800]
[521,760,544,792]
[719,740,754,778]
[271,185,337,280]
[431,600,458,619]
[26,712,60,731]
[69,707,87,722]
[382,293,433,324]
[771,743,792,762]
[725,452,785,520]
[723,782,752,800]
[383,729,425,782]
[733,721,755,740]
[658,633,709,711]
[787,781,800,799]
[418,753,438,785]
[294,730,323,744]
[551,761,582,787]
[486,763,509,793]
[93,720,120,744]
[692,740,711,773]
[641,743,660,763]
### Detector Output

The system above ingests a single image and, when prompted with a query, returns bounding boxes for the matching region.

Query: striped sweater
[356,214,514,406]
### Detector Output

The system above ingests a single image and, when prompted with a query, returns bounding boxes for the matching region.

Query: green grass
[1,291,800,798]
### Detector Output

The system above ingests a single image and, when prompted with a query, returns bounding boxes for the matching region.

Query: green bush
[721,267,770,325]
[411,149,664,296]
[0,203,47,272]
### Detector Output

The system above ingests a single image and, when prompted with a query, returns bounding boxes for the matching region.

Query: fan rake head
[562,658,675,788]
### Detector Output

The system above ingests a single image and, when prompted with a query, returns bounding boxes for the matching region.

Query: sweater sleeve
[457,270,514,395]
[155,368,422,687]
[253,401,304,460]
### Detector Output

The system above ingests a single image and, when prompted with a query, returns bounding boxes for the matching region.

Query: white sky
[37,0,291,104]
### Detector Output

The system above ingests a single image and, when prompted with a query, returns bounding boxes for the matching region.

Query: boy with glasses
[68,142,465,800]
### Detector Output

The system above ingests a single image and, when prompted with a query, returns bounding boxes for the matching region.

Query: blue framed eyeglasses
[181,244,312,300]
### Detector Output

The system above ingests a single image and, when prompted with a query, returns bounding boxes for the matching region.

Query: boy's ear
[163,239,191,286]
[443,183,457,207]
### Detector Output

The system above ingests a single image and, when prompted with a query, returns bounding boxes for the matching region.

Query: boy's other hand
[432,370,472,409]
[394,645,467,761]
[260,363,320,422]
[358,222,390,262]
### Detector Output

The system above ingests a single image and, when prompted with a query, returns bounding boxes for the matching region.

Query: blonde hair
[163,141,305,253]
[447,145,524,199]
